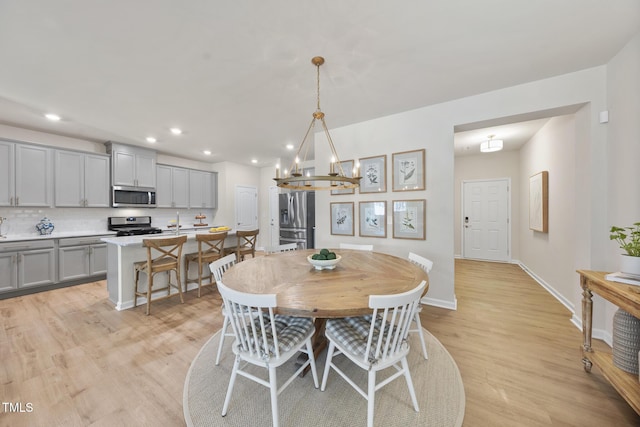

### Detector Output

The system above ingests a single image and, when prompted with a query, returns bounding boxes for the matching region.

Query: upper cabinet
[54,150,110,207]
[156,164,189,208]
[105,142,156,188]
[189,170,217,209]
[0,140,52,207]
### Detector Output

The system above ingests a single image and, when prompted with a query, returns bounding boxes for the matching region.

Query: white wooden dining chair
[339,243,373,251]
[217,280,319,427]
[209,254,238,365]
[321,280,426,427]
[407,252,433,359]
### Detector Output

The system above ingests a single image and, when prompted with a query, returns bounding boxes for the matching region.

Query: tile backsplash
[0,208,217,237]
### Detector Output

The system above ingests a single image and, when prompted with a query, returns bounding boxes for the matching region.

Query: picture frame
[330,202,354,236]
[358,155,387,193]
[392,149,425,192]
[359,201,387,238]
[392,199,426,240]
[331,159,355,195]
[529,171,548,233]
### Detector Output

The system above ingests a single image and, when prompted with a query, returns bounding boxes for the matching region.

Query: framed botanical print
[359,201,387,238]
[331,159,355,195]
[392,199,426,240]
[330,202,354,236]
[529,171,548,233]
[392,149,425,192]
[358,155,386,193]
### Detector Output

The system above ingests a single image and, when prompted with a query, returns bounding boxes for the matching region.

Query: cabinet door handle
[15,197,19,206]
[18,253,23,263]
[10,197,13,206]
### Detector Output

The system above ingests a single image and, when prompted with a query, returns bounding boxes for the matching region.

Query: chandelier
[480,134,503,153]
[274,56,361,190]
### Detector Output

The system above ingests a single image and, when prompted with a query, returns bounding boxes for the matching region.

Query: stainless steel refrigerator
[279,191,315,249]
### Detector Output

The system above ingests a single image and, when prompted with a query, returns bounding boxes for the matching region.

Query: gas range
[108,216,162,237]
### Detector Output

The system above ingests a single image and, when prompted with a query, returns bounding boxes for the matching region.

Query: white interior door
[462,179,510,262]
[235,185,258,230]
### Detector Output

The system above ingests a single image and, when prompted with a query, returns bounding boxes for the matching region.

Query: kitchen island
[101,230,236,310]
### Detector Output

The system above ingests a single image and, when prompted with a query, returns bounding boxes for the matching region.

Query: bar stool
[183,231,228,297]
[226,229,259,262]
[133,235,187,315]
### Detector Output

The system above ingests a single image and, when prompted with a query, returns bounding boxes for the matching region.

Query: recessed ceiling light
[286,144,294,150]
[45,113,61,121]
[170,127,182,135]
[203,150,211,155]
[146,137,157,143]
[251,159,258,164]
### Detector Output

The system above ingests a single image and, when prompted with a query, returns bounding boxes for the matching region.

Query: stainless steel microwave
[112,186,156,208]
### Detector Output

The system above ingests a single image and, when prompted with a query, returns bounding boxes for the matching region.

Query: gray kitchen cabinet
[105,142,156,188]
[0,141,14,207]
[0,240,56,292]
[58,236,108,281]
[0,141,52,207]
[55,150,110,207]
[156,164,189,208]
[189,170,217,209]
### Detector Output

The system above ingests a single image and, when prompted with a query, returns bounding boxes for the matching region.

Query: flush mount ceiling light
[146,136,157,143]
[170,127,182,135]
[480,134,503,153]
[273,56,361,190]
[45,113,61,121]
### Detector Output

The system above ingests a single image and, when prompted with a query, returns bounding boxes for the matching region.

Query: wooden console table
[579,270,640,415]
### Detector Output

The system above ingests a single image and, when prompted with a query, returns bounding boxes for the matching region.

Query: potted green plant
[610,222,640,275]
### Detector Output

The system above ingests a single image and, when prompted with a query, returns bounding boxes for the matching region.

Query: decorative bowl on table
[307,254,341,270]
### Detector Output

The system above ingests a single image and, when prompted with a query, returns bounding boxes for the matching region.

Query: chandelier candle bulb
[275,165,280,179]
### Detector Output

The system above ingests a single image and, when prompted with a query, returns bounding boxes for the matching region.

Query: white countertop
[0,230,117,243]
[101,229,235,247]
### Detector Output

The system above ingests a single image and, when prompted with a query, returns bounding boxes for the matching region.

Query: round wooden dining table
[221,248,429,318]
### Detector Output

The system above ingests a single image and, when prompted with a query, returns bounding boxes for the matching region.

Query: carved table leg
[581,276,593,373]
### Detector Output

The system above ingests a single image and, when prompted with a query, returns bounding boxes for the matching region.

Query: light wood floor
[1,259,639,426]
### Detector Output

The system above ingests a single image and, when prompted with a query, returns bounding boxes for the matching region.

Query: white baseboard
[422,295,457,311]
[518,262,575,313]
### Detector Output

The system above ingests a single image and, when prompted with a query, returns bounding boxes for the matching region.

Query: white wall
[454,149,521,259]
[518,114,578,310]
[307,65,609,312]
[211,161,262,244]
[606,32,640,267]
[601,32,640,340]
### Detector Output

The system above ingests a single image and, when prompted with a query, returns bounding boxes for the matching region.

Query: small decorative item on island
[194,213,208,227]
[36,217,54,235]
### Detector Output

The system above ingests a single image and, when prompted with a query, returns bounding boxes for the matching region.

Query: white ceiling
[0,1,638,166]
